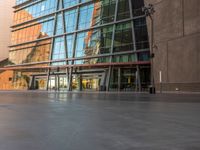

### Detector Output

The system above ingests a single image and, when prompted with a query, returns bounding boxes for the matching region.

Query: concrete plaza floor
[0,91,200,150]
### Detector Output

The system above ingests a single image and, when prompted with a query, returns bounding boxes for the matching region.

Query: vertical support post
[46,69,50,90]
[135,70,138,92]
[57,67,60,91]
[129,0,141,92]
[67,67,73,91]
[159,70,162,93]
[55,73,57,91]
[29,75,35,90]
[118,68,121,91]
[150,15,155,90]
[67,0,81,91]
[66,68,69,89]
[136,65,141,91]
[46,0,60,91]
[106,67,111,91]
[79,74,82,91]
[61,0,70,90]
[106,0,119,91]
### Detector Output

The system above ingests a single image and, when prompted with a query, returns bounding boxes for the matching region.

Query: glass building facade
[6,0,150,91]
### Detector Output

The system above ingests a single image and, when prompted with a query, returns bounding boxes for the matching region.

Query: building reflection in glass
[1,0,151,91]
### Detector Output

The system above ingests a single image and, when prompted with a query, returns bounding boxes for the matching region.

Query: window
[78,4,94,30]
[101,0,116,24]
[117,0,130,20]
[63,0,79,8]
[114,22,134,52]
[9,40,51,65]
[131,0,144,16]
[56,13,64,35]
[12,17,54,45]
[52,37,66,66]
[134,18,149,50]
[14,0,57,25]
[64,9,77,33]
[66,35,74,58]
[75,26,113,59]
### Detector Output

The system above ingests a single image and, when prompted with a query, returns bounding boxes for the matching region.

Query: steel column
[129,0,142,92]
[60,0,70,91]
[68,0,81,91]
[46,0,60,91]
[106,0,119,91]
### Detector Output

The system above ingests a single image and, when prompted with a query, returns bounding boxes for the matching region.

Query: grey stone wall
[144,0,200,92]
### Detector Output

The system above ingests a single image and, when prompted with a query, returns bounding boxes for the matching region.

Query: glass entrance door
[121,69,136,91]
[82,75,101,91]
[49,76,56,90]
[59,76,68,90]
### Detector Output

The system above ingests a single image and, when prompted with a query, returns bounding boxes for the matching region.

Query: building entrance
[48,76,68,91]
[44,69,107,91]
[82,75,101,91]
[71,74,103,91]
[29,67,150,92]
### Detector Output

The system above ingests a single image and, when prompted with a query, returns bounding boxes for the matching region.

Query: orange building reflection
[0,9,52,90]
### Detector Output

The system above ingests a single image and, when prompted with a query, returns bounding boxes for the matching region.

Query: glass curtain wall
[49,0,149,66]
[10,0,150,91]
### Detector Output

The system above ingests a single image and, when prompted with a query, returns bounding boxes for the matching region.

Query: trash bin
[149,86,156,94]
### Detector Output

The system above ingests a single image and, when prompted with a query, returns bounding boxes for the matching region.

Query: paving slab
[0,91,200,150]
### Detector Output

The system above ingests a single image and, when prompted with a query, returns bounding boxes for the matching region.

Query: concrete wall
[0,0,15,61]
[144,0,200,92]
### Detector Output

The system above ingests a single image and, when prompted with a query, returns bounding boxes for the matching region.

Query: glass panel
[14,0,57,25]
[134,18,149,50]
[78,4,94,30]
[64,9,78,33]
[52,37,66,66]
[140,67,150,89]
[121,68,136,91]
[72,75,80,91]
[56,13,64,35]
[81,0,91,2]
[49,76,56,90]
[113,22,133,52]
[131,0,144,16]
[113,54,137,63]
[138,52,150,61]
[63,0,79,8]
[117,0,130,20]
[9,40,51,65]
[12,17,54,45]
[96,57,110,63]
[101,0,116,24]
[66,35,74,58]
[75,26,113,63]
[109,68,119,90]
[82,75,100,91]
[16,0,29,5]
[59,76,68,90]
